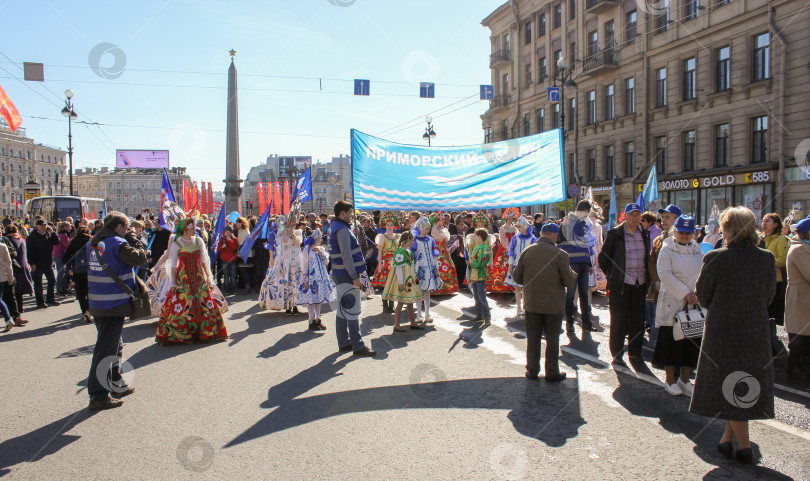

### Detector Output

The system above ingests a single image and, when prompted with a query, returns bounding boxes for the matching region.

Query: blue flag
[239,206,271,263]
[159,169,177,230]
[608,177,617,230]
[209,201,227,261]
[642,165,660,209]
[636,192,645,211]
[289,167,312,207]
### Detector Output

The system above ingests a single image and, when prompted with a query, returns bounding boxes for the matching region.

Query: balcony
[582,48,620,76]
[489,49,511,68]
[585,0,618,14]
[489,93,511,110]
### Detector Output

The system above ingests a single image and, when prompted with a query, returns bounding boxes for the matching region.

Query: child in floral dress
[298,229,336,331]
[382,232,424,332]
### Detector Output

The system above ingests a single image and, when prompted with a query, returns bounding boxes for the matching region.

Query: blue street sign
[420,82,435,98]
[354,79,370,96]
[567,184,579,198]
[548,87,560,102]
[480,84,494,100]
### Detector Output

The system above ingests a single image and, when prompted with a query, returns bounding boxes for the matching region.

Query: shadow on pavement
[258,330,321,358]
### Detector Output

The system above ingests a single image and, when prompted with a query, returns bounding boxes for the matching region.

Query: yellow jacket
[764,234,789,282]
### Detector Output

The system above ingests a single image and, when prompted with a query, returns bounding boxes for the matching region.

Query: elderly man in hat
[513,222,577,381]
[598,203,651,365]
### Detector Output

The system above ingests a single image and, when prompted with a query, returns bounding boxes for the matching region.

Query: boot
[771,320,788,358]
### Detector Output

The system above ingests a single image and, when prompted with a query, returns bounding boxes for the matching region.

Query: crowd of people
[1,197,808,466]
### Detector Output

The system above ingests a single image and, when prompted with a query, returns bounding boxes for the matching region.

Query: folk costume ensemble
[259,216,303,311]
[411,217,442,320]
[505,218,537,288]
[431,222,459,295]
[297,230,336,306]
[156,224,228,344]
[465,211,496,290]
[382,247,423,303]
[489,210,517,293]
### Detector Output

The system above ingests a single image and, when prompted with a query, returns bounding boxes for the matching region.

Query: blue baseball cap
[658,204,683,217]
[625,203,643,214]
[674,215,696,233]
[540,222,559,234]
[796,217,810,234]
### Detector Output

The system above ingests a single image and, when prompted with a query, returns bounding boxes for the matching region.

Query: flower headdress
[380,210,399,228]
[472,210,490,226]
[502,207,520,220]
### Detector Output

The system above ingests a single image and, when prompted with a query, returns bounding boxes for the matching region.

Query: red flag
[282,180,290,215]
[266,182,272,214]
[182,180,191,210]
[274,181,282,215]
[207,182,213,216]
[192,182,199,211]
[0,85,22,132]
[257,182,266,215]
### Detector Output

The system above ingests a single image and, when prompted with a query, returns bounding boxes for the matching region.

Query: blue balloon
[227,211,240,223]
[699,242,713,254]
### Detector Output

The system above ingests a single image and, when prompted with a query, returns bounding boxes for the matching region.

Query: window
[553,104,560,129]
[625,77,635,114]
[502,73,509,93]
[502,119,509,140]
[553,49,562,77]
[605,145,614,181]
[656,68,667,107]
[624,142,634,178]
[569,41,576,67]
[683,130,696,170]
[524,113,532,137]
[753,33,770,82]
[568,98,576,131]
[539,13,546,36]
[715,123,729,167]
[484,127,492,143]
[587,91,596,125]
[569,155,576,184]
[525,63,532,88]
[752,116,767,163]
[683,57,696,100]
[553,3,562,29]
[588,149,596,181]
[539,56,547,80]
[537,108,545,133]
[588,31,598,57]
[503,32,511,51]
[684,0,699,21]
[605,20,615,49]
[655,7,669,34]
[655,136,666,173]
[605,84,614,120]
[524,21,533,45]
[569,0,576,20]
[716,46,730,91]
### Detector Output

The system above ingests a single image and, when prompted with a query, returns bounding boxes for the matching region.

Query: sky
[1,0,504,189]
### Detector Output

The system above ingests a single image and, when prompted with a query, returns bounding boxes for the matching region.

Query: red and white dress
[488,225,515,293]
[372,233,399,288]
[431,225,458,295]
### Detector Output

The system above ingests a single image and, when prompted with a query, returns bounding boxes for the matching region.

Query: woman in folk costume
[156,218,228,344]
[373,211,401,313]
[489,208,518,293]
[465,211,495,289]
[505,215,537,317]
[411,216,443,321]
[259,214,303,315]
[298,228,336,331]
[431,213,459,295]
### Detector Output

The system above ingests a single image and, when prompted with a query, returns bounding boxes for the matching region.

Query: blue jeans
[87,316,125,400]
[32,265,56,304]
[565,263,592,327]
[0,282,10,322]
[334,282,366,351]
[645,300,658,346]
[471,280,490,320]
[223,261,237,292]
[55,257,67,293]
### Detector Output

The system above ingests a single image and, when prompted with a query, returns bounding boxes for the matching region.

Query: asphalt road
[1,289,808,480]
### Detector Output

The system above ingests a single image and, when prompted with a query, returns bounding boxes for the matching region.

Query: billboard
[116,150,170,169]
[278,156,311,177]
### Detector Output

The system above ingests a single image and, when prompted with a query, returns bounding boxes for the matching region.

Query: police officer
[86,212,147,410]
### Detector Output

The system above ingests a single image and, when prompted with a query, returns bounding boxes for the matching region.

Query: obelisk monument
[224,49,243,214]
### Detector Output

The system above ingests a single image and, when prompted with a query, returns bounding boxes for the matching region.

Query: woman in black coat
[63,226,92,323]
[689,207,776,465]
[5,225,33,315]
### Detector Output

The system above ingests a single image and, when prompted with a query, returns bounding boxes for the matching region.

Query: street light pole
[423,116,436,146]
[555,57,577,138]
[61,89,77,196]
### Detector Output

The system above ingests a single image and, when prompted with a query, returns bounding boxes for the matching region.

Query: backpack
[2,236,19,269]
[73,245,89,274]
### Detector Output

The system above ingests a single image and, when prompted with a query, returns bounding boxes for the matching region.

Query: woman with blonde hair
[689,206,775,464]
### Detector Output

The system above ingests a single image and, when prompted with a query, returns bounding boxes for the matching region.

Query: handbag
[92,247,152,320]
[673,303,707,341]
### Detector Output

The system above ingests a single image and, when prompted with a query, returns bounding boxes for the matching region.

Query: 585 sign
[745,171,771,183]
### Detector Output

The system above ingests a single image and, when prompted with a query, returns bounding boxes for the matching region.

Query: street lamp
[555,58,578,137]
[423,115,436,146]
[61,89,77,196]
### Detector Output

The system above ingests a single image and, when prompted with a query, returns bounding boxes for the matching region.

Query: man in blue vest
[558,200,596,333]
[86,211,147,410]
[329,200,376,357]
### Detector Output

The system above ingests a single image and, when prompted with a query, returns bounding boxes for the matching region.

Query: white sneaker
[416,314,424,321]
[665,383,683,396]
[677,379,694,395]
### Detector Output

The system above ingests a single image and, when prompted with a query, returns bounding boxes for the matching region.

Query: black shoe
[36,303,48,309]
[110,386,135,399]
[46,300,61,306]
[285,309,292,316]
[718,442,733,458]
[545,372,567,382]
[582,324,597,332]
[612,358,627,367]
[338,344,353,352]
[735,447,755,465]
[309,322,320,331]
[525,372,539,380]
[628,353,644,362]
[788,365,810,380]
[88,396,124,411]
[292,306,300,315]
[565,321,574,332]
[352,347,377,357]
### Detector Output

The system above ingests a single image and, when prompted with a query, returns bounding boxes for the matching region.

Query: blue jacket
[329,218,366,284]
[87,227,148,317]
[558,213,593,265]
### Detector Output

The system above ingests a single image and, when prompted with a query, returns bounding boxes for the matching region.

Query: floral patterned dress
[505,232,536,287]
[411,235,443,292]
[156,236,228,344]
[431,226,458,295]
[259,230,302,311]
[372,233,399,288]
[488,225,515,293]
[296,245,336,305]
[382,248,423,303]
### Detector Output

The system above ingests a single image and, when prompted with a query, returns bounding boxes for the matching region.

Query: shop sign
[701,175,736,188]
[590,186,613,193]
[744,171,771,183]
[656,171,774,192]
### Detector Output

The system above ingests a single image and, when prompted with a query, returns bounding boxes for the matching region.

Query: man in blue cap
[598,202,651,365]
[647,204,683,347]
[558,200,597,333]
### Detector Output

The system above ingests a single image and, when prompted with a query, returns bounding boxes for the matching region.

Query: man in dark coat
[598,203,650,365]
[149,223,172,269]
[26,219,61,308]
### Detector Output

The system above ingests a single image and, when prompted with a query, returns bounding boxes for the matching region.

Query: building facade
[0,120,68,218]
[74,167,192,218]
[482,0,809,222]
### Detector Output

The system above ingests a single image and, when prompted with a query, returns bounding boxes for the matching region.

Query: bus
[26,195,108,223]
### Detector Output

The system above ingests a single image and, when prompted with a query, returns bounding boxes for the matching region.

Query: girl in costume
[505,215,537,317]
[431,213,459,295]
[465,211,495,290]
[411,216,442,322]
[489,208,517,294]
[382,231,425,332]
[298,228,336,331]
[373,211,401,313]
[259,214,303,315]
[156,218,228,344]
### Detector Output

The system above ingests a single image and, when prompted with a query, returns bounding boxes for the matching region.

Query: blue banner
[209,202,227,262]
[350,129,565,210]
[239,205,271,263]
[289,167,313,207]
